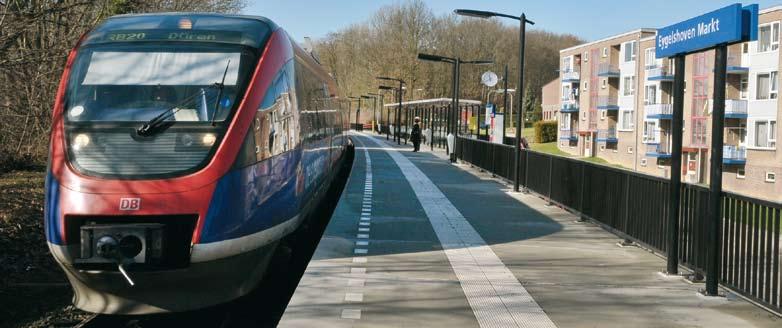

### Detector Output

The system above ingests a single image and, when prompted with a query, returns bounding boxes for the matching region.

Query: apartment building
[541,78,560,121]
[549,6,782,202]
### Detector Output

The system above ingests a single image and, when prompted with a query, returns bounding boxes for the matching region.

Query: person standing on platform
[411,117,422,152]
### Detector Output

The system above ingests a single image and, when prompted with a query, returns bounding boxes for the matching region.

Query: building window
[602,47,608,57]
[640,158,647,166]
[583,81,588,90]
[756,72,778,100]
[643,121,657,142]
[742,42,749,54]
[562,85,571,100]
[765,172,776,183]
[754,120,777,148]
[600,110,606,120]
[560,113,571,130]
[619,110,634,130]
[737,168,746,179]
[644,85,657,104]
[627,146,634,154]
[740,78,748,100]
[758,22,780,52]
[623,41,636,62]
[562,56,573,72]
[601,79,607,89]
[599,145,606,152]
[644,48,655,69]
[581,111,586,121]
[584,51,589,62]
[623,76,635,96]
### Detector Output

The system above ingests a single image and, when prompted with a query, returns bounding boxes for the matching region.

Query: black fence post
[705,44,728,296]
[667,54,686,275]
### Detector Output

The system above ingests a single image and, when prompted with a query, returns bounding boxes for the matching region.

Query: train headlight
[202,133,216,147]
[72,134,90,150]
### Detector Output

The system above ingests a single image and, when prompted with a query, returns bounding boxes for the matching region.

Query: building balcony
[596,128,618,143]
[722,145,746,165]
[561,100,579,113]
[646,65,674,82]
[560,130,578,141]
[724,99,748,118]
[726,55,749,74]
[562,69,580,83]
[646,143,672,158]
[597,63,620,78]
[597,95,619,110]
[645,103,673,119]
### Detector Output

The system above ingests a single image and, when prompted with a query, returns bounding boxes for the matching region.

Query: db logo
[119,198,141,211]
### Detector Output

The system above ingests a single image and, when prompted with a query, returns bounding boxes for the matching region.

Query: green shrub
[533,120,558,143]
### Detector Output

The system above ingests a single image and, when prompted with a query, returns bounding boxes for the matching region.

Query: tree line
[0,0,245,171]
[314,0,584,123]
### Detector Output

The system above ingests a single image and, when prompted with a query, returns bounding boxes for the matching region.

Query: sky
[247,0,782,42]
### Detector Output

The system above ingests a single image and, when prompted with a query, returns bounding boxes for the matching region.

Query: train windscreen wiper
[136,88,213,136]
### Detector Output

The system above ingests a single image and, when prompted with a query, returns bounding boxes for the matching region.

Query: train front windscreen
[62,15,271,179]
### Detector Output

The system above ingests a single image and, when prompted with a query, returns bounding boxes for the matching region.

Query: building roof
[560,28,656,53]
[383,98,482,107]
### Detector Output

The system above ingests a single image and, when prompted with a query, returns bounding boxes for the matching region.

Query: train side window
[257,69,295,159]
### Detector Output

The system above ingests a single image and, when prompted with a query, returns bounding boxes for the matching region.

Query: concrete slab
[278,133,781,328]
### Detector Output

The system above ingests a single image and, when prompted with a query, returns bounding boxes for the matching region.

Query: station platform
[277,132,779,328]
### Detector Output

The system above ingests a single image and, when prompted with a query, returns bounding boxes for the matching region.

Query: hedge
[533,120,558,143]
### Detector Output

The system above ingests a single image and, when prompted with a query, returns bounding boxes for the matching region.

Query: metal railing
[645,103,673,117]
[598,63,620,76]
[597,128,617,141]
[561,100,579,112]
[562,69,580,82]
[454,136,781,315]
[725,99,748,116]
[646,65,674,80]
[723,145,747,161]
[597,95,618,109]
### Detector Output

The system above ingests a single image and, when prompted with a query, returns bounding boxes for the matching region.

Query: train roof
[108,12,280,31]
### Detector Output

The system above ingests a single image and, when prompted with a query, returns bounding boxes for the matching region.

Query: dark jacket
[410,123,422,142]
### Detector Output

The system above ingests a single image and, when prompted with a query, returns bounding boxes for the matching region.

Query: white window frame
[562,84,572,100]
[640,158,647,166]
[583,81,588,91]
[644,84,657,104]
[623,76,635,96]
[737,168,746,179]
[623,41,636,62]
[755,71,778,100]
[600,110,606,120]
[643,120,658,143]
[602,47,608,57]
[752,119,777,149]
[560,113,571,130]
[740,77,748,100]
[618,109,634,131]
[627,146,634,154]
[601,79,607,89]
[644,47,655,68]
[758,22,780,53]
[765,172,776,183]
[584,51,589,62]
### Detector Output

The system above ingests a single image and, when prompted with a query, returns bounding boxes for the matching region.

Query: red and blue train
[45,13,350,314]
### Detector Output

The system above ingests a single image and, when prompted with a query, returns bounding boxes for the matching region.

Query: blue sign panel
[656,4,757,58]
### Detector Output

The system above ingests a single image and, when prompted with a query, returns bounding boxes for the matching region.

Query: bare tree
[0,0,245,172]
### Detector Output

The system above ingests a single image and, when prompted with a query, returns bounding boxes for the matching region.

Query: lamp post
[455,9,534,192]
[378,86,396,140]
[417,53,492,162]
[367,93,382,133]
[360,95,374,131]
[348,96,361,131]
[377,76,405,145]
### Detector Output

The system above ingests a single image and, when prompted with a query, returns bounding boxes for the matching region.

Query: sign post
[655,3,757,295]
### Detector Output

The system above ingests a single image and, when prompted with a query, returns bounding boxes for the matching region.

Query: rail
[454,136,781,314]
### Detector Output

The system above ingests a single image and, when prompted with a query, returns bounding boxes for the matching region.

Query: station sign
[656,3,758,58]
